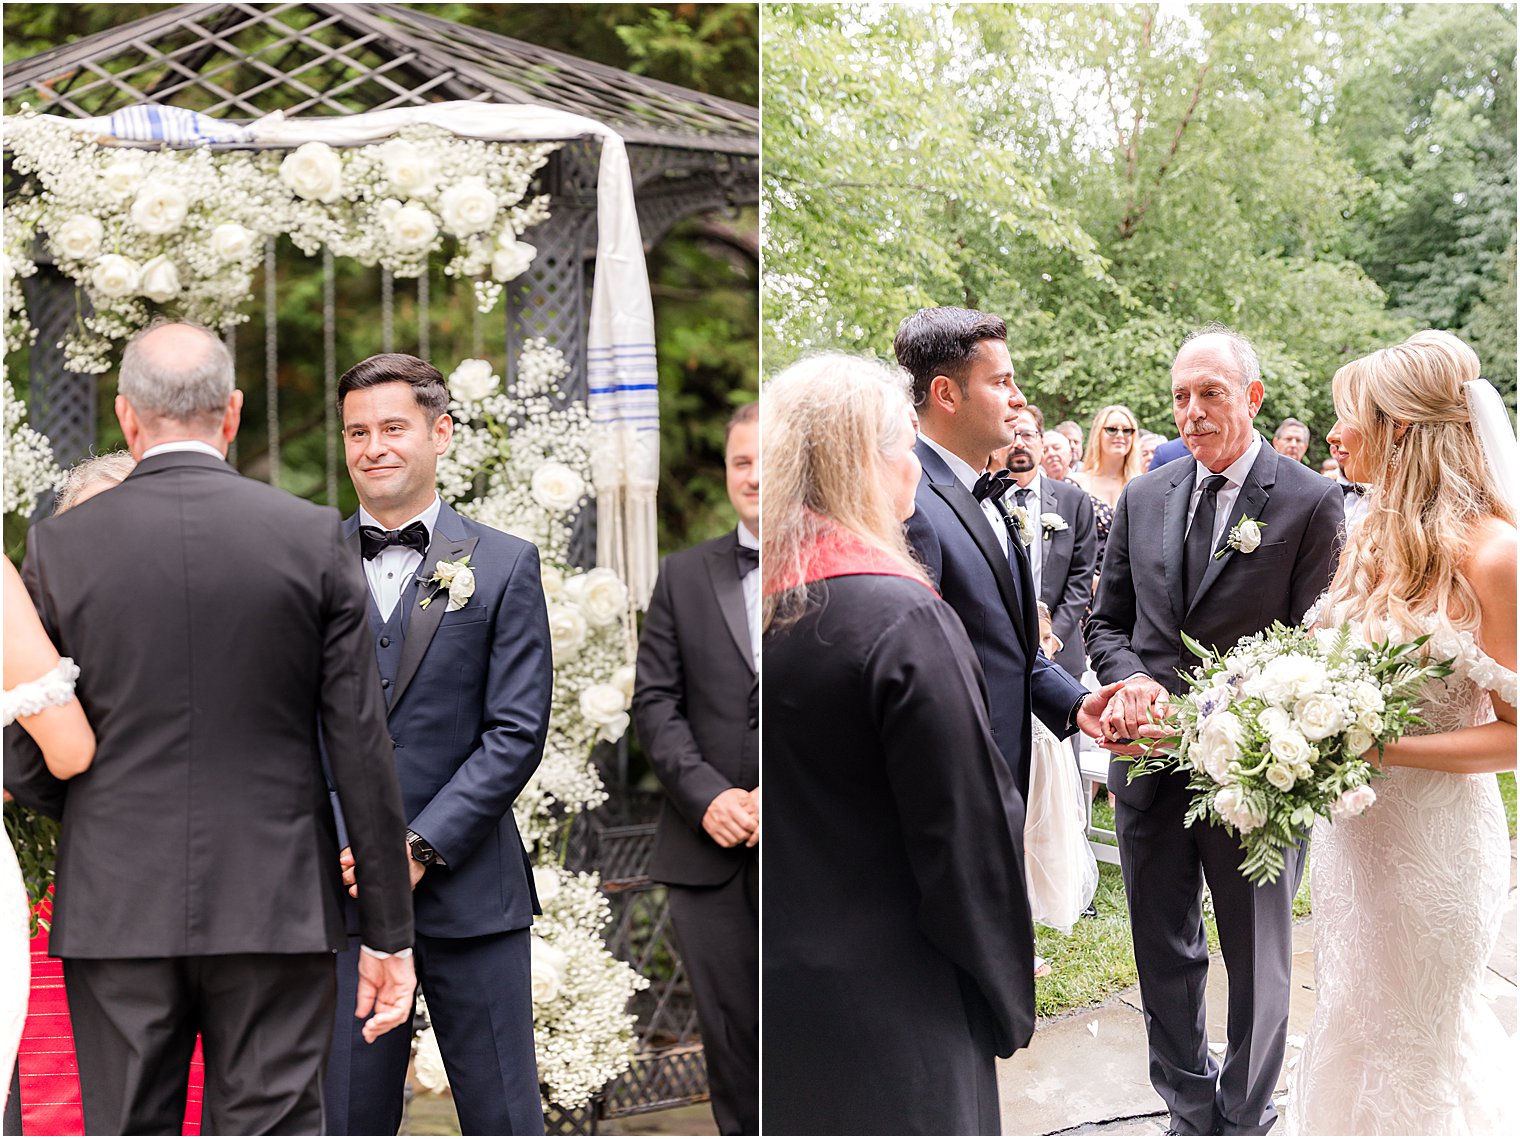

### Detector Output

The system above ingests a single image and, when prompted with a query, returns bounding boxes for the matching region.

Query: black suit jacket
[905,440,1089,799]
[1024,476,1099,677]
[632,530,759,887]
[3,451,413,956]
[1085,439,1343,809]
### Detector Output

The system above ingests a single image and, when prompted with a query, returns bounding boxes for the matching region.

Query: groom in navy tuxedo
[323,353,552,1136]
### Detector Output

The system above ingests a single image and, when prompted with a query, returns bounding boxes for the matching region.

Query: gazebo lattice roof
[2,2,757,156]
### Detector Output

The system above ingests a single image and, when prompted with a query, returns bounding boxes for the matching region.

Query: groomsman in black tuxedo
[632,402,759,1136]
[1000,405,1098,680]
[324,353,552,1136]
[3,323,416,1134]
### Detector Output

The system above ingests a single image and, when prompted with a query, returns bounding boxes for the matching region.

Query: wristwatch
[406,829,441,866]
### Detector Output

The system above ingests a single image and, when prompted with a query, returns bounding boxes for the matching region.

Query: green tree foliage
[764,3,1513,450]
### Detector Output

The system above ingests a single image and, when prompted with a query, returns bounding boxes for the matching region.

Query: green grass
[1499,771,1516,837]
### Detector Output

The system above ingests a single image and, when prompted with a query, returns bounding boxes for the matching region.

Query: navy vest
[369,578,417,705]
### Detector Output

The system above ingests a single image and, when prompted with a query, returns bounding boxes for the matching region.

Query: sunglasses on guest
[1102,425,1136,437]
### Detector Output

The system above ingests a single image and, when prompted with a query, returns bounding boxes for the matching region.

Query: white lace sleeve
[0,657,80,727]
[1466,650,1518,707]
[1421,618,1519,707]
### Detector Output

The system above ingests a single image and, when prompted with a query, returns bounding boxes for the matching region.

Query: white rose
[531,462,586,512]
[1331,783,1378,820]
[1292,692,1345,742]
[448,358,499,403]
[531,864,562,907]
[1356,709,1382,733]
[547,602,588,662]
[1350,681,1386,716]
[1258,653,1329,705]
[130,181,189,235]
[411,1027,449,1093]
[579,683,629,726]
[448,566,476,608]
[1195,711,1245,780]
[1215,786,1266,833]
[378,138,436,198]
[540,563,566,599]
[208,222,256,262]
[1257,706,1293,738]
[138,255,182,303]
[1344,724,1375,756]
[101,154,147,199]
[1234,517,1263,553]
[52,215,103,261]
[438,177,498,235]
[529,937,567,1005]
[612,665,637,703]
[1265,762,1297,792]
[280,141,344,203]
[433,560,462,585]
[382,201,438,253]
[1268,730,1313,768]
[1215,786,1245,827]
[598,711,631,743]
[91,253,141,298]
[492,240,538,282]
[578,567,629,627]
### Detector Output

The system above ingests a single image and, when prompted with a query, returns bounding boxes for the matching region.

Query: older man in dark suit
[3,322,416,1134]
[632,401,759,1136]
[1087,324,1342,1136]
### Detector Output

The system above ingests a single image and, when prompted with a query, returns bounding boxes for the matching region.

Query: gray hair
[56,450,136,513]
[1179,322,1261,388]
[1274,417,1309,440]
[118,321,234,424]
[1042,429,1069,450]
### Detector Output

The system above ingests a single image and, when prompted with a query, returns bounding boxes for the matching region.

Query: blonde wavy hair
[1326,329,1514,638]
[1081,403,1146,483]
[762,353,929,630]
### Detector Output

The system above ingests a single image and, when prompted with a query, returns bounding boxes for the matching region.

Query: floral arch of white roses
[2,110,645,1112]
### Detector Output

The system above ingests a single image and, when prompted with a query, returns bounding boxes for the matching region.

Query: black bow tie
[360,521,429,560]
[972,468,1015,504]
[735,544,758,576]
[1340,481,1366,498]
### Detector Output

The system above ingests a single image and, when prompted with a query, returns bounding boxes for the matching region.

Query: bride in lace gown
[1287,330,1517,1136]
[2,556,97,1115]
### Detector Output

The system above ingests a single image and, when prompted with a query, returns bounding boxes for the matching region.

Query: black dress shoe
[1080,903,1098,919]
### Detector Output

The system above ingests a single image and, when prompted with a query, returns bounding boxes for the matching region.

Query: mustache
[1185,421,1221,435]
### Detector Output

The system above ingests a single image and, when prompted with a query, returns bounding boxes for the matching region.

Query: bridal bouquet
[1126,622,1455,885]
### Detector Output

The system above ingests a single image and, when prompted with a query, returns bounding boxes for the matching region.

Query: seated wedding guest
[999,408,1097,681]
[1272,416,1311,462]
[1320,456,1340,478]
[762,353,1037,1137]
[632,402,759,1137]
[1055,419,1084,472]
[1072,403,1144,570]
[1025,601,1098,947]
[1041,429,1080,485]
[1139,431,1166,471]
[54,450,135,513]
[2,558,98,1121]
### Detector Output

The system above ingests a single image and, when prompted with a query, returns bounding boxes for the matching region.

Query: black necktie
[735,544,758,576]
[360,521,429,560]
[1014,485,1035,513]
[1183,474,1228,606]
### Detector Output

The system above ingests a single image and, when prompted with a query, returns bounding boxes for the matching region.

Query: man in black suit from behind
[632,402,759,1136]
[3,322,416,1134]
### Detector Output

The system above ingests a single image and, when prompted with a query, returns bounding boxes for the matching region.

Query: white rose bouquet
[1125,622,1455,885]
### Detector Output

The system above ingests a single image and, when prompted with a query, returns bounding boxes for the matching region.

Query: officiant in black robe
[759,352,1035,1137]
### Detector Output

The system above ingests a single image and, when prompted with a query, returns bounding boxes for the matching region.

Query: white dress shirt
[1011,472,1044,596]
[1185,434,1264,549]
[737,521,760,670]
[359,496,442,620]
[142,440,226,461]
[919,433,1009,557]
[1335,472,1370,532]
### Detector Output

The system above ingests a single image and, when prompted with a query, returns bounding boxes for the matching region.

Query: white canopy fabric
[59,100,661,604]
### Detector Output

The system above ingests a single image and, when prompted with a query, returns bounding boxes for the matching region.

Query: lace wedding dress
[2,657,81,1113]
[1287,616,1516,1135]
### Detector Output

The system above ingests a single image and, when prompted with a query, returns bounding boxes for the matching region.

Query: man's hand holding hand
[355,950,416,1044]
[702,787,758,848]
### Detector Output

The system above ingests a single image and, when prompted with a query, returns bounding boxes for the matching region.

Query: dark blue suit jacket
[332,500,552,939]
[905,439,1089,799]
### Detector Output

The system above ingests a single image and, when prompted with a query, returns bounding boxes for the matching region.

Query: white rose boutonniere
[419,558,475,611]
[1216,516,1265,559]
[1007,503,1034,546]
[1040,511,1068,537]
